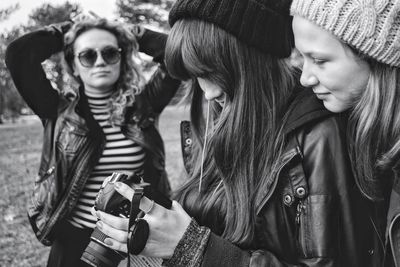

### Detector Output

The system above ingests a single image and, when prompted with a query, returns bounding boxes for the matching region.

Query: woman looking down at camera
[96,0,376,266]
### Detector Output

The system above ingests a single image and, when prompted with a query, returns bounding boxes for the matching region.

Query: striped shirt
[69,90,145,229]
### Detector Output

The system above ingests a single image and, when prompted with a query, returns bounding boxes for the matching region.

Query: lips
[214,94,226,107]
[315,93,330,98]
[312,88,330,95]
[92,70,111,76]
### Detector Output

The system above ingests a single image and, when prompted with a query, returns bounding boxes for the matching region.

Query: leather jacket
[385,184,400,266]
[5,25,180,245]
[180,89,377,266]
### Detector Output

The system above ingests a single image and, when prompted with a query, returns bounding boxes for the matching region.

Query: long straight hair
[165,19,295,247]
[348,59,400,201]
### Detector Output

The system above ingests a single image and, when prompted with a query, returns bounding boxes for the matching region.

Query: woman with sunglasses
[290,0,400,265]
[5,17,180,267]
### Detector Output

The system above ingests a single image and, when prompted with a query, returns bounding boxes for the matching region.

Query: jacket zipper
[39,140,103,242]
[256,148,300,215]
[38,166,55,183]
[296,199,307,255]
[33,166,56,209]
[295,200,305,225]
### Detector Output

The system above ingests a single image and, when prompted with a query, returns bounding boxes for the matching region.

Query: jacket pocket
[28,166,58,234]
[296,195,338,257]
[56,120,87,155]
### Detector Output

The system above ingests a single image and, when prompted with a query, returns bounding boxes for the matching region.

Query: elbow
[5,40,21,72]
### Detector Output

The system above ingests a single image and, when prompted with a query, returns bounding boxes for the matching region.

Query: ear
[71,62,79,77]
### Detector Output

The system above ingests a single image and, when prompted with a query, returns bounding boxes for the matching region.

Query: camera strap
[126,186,148,267]
[128,186,144,229]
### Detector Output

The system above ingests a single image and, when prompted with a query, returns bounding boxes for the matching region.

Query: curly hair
[63,18,143,125]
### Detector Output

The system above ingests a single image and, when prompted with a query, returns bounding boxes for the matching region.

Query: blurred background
[0,1,189,266]
[0,0,181,123]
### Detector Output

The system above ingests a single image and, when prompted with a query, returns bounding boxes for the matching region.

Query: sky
[0,0,118,31]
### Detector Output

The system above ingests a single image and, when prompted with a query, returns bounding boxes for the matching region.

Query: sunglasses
[76,47,122,68]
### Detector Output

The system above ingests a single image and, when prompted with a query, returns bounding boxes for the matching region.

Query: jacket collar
[283,87,333,135]
[254,88,335,213]
[70,86,103,138]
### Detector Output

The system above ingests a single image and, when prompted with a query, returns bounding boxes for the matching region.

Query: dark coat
[181,89,377,266]
[385,180,400,266]
[5,25,180,245]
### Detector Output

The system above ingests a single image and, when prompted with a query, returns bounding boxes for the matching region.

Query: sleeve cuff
[201,233,250,267]
[162,219,211,267]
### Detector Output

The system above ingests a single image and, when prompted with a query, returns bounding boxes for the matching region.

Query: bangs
[165,19,219,81]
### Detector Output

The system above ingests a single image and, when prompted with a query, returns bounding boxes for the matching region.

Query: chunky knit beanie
[291,0,400,67]
[169,0,294,58]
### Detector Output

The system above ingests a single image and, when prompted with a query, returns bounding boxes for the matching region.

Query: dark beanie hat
[168,0,294,58]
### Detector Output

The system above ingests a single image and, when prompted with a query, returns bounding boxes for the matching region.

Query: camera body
[81,172,147,267]
[94,172,145,217]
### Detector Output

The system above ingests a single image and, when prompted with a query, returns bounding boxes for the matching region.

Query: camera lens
[81,172,144,267]
[81,227,126,267]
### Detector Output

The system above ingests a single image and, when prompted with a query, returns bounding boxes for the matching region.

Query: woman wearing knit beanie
[291,0,400,266]
[96,0,375,266]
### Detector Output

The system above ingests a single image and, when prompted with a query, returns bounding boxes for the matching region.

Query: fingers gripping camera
[127,176,173,256]
[81,173,140,267]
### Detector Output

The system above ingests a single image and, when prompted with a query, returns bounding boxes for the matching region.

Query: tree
[116,0,174,29]
[28,1,81,28]
[0,4,19,22]
[0,4,20,123]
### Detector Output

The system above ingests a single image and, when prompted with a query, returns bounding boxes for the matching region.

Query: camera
[81,172,172,267]
[81,172,145,267]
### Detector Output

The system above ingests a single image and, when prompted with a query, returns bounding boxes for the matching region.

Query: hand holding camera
[81,172,173,267]
[94,178,192,260]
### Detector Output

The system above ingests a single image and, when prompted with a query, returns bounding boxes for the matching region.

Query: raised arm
[136,28,181,114]
[5,22,71,119]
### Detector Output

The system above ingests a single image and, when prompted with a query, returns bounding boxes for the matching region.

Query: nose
[299,62,318,87]
[94,53,106,66]
[204,90,223,101]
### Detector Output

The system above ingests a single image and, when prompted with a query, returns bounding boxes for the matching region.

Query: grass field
[0,105,189,267]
